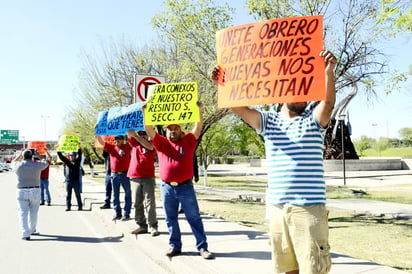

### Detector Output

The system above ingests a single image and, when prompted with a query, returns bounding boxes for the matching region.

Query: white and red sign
[134,74,165,102]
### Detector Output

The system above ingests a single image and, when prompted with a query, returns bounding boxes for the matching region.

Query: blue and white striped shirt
[258,109,326,205]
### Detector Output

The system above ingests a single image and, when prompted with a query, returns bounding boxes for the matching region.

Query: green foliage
[353,135,374,156]
[197,114,265,168]
[399,127,412,143]
[377,0,412,33]
[375,137,391,156]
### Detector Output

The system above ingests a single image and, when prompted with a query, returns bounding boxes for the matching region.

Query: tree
[353,135,374,156]
[65,39,156,163]
[245,0,409,159]
[399,127,412,145]
[197,116,236,186]
[375,137,390,156]
[151,0,236,140]
[67,1,237,163]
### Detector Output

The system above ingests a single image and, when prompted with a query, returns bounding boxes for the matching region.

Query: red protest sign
[216,15,325,108]
[27,141,46,156]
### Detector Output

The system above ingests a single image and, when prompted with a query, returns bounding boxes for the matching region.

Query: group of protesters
[11,48,337,273]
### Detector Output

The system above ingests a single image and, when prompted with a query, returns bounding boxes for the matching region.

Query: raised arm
[191,102,203,140]
[315,50,337,128]
[142,104,157,141]
[127,129,154,150]
[13,150,23,162]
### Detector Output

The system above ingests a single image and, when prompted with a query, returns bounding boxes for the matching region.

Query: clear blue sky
[0,1,410,142]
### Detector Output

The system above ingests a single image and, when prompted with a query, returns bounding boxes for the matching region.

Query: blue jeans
[104,174,112,206]
[16,188,41,238]
[40,178,51,203]
[160,180,208,251]
[112,173,131,216]
[66,180,82,209]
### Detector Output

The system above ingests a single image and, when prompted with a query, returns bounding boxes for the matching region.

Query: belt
[165,179,191,187]
[113,170,128,175]
[19,186,39,189]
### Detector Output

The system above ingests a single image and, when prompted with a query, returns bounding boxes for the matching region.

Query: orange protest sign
[27,141,46,156]
[216,15,325,108]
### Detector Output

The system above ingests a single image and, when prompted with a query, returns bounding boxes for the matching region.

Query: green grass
[328,209,412,272]
[202,176,267,192]
[362,147,412,157]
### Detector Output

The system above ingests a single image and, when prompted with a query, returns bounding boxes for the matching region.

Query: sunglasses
[138,131,147,136]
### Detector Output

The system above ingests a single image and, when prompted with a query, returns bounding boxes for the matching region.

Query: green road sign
[0,130,19,144]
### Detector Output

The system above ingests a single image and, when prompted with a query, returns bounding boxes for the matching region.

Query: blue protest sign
[95,102,144,136]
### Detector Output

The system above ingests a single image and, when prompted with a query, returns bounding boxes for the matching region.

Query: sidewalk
[52,165,410,274]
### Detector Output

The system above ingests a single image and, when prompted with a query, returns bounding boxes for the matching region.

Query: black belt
[19,186,39,189]
[113,170,128,175]
[165,179,191,187]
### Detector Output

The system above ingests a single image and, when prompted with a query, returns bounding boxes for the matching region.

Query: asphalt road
[0,171,165,274]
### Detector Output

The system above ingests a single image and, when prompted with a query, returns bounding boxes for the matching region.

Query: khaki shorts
[269,204,331,274]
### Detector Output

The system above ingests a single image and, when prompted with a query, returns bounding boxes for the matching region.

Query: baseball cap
[69,152,77,156]
[166,124,181,129]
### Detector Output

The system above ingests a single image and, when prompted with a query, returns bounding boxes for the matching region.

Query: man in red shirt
[99,135,132,221]
[127,129,159,236]
[39,150,52,206]
[144,103,213,260]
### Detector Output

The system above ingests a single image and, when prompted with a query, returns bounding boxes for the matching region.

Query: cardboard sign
[144,82,200,125]
[95,110,109,135]
[216,15,325,108]
[95,102,144,136]
[57,135,80,153]
[27,141,46,156]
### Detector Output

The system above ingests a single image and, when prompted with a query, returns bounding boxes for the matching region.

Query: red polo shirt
[127,137,156,178]
[152,132,196,183]
[103,142,132,172]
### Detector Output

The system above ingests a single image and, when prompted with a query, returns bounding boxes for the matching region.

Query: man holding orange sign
[213,15,336,274]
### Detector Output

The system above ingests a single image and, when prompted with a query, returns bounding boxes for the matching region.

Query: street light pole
[338,114,346,186]
[372,123,378,140]
[41,115,50,141]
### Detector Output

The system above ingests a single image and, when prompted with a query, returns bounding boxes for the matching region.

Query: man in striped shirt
[212,50,337,274]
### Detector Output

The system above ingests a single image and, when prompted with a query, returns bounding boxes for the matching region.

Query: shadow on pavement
[29,233,125,243]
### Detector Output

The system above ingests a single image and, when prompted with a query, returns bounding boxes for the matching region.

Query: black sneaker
[65,208,71,211]
[112,215,122,221]
[22,237,31,241]
[121,215,131,221]
[166,249,182,257]
[100,204,111,209]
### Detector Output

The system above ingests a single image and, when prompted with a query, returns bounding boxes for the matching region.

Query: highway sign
[0,130,19,144]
